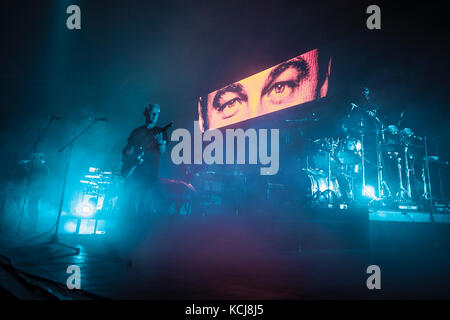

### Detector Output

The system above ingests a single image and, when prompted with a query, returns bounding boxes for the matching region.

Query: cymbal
[427,156,449,166]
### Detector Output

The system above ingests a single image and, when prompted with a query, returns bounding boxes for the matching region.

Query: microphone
[44,116,62,120]
[396,112,404,127]
[93,117,108,122]
[348,103,358,118]
[285,119,307,122]
[285,113,318,123]
[285,118,309,123]
[83,116,108,122]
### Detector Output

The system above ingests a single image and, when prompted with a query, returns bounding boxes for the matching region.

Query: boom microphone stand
[23,118,103,256]
[53,119,103,243]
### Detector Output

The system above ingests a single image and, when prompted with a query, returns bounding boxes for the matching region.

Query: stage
[1,0,449,303]
[1,210,450,300]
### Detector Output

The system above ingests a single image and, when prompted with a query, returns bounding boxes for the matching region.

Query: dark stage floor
[1,214,450,300]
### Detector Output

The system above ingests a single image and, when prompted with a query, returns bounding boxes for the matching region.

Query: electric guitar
[121,122,173,179]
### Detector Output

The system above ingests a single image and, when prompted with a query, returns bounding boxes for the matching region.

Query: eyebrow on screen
[260,57,309,97]
[212,83,248,110]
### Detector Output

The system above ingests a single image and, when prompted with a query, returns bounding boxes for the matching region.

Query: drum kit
[77,167,115,215]
[300,94,435,210]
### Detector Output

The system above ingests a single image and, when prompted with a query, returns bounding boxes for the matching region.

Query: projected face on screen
[198,49,330,131]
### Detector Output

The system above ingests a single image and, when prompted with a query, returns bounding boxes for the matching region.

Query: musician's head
[197,49,331,132]
[144,103,160,128]
[31,152,47,168]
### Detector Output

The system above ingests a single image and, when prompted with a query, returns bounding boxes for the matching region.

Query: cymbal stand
[423,136,433,213]
[17,117,54,234]
[375,119,384,198]
[422,164,429,200]
[404,145,412,200]
[359,117,367,197]
[396,154,407,201]
[327,138,334,207]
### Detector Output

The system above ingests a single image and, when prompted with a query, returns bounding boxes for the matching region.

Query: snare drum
[383,125,401,151]
[309,138,337,170]
[336,137,362,165]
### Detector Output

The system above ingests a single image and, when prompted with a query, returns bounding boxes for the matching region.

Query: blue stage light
[63,220,78,233]
[75,200,97,218]
[363,185,376,199]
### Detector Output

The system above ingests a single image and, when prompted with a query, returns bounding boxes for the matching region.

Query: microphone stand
[25,119,103,257]
[53,119,100,240]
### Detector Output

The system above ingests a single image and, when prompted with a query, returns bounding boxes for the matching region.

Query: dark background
[1,0,449,181]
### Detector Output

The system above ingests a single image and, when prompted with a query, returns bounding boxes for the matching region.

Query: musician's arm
[122,130,137,158]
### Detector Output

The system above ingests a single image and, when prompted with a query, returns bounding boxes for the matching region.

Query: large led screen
[198,48,331,131]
